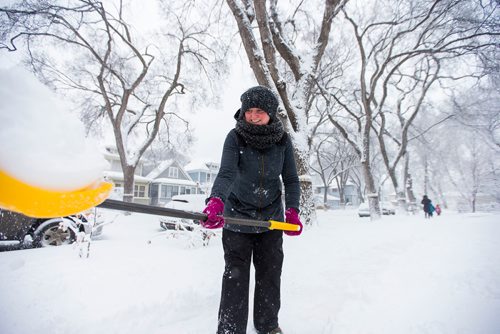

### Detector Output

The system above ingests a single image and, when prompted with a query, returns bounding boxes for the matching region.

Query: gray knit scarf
[235,117,285,150]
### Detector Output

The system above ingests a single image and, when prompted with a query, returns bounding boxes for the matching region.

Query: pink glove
[201,197,225,229]
[284,208,302,236]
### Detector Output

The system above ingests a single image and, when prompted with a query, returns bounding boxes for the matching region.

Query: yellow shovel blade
[0,169,113,218]
[268,220,301,231]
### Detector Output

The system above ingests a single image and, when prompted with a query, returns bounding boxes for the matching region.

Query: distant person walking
[435,204,442,216]
[421,195,434,218]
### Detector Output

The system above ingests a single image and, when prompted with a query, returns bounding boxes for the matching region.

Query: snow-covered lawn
[1,209,499,334]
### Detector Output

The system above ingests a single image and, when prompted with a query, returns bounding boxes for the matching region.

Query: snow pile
[0,210,499,334]
[0,66,107,190]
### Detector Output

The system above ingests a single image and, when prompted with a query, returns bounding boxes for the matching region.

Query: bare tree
[1,0,226,202]
[436,126,498,212]
[452,83,500,151]
[224,0,348,225]
[310,130,358,208]
[316,0,499,218]
[310,135,338,208]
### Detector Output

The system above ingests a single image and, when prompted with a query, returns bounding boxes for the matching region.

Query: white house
[184,160,220,195]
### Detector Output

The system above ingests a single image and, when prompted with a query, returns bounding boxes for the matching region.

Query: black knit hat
[238,86,279,119]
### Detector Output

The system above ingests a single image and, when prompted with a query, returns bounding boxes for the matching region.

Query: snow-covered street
[1,209,499,334]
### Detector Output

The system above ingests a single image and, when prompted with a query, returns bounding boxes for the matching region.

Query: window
[114,182,123,188]
[168,167,179,178]
[160,185,168,199]
[134,184,146,198]
[172,185,179,197]
[166,185,173,198]
[150,184,159,198]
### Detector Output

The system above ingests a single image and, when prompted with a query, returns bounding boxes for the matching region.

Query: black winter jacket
[210,129,300,233]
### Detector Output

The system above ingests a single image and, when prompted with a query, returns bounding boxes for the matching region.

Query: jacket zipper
[258,153,264,219]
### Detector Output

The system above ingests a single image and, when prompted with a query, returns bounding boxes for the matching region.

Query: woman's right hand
[200,197,225,229]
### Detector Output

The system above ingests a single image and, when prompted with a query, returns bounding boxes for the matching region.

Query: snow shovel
[0,169,113,218]
[97,199,300,232]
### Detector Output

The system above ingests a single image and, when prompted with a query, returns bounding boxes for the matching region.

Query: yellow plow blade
[0,169,113,218]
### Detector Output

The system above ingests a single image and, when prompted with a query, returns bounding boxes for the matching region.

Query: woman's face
[244,108,270,125]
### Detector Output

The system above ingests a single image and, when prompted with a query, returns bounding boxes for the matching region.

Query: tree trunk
[122,165,136,203]
[471,191,477,213]
[361,160,381,220]
[404,153,417,204]
[338,185,345,208]
[300,180,316,225]
[423,155,429,196]
[296,153,316,226]
[387,167,406,209]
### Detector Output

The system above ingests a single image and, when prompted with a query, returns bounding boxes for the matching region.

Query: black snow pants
[217,228,284,334]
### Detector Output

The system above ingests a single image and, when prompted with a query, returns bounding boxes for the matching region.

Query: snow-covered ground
[1,209,499,334]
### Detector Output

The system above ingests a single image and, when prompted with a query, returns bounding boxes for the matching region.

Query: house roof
[102,151,120,160]
[104,171,151,183]
[184,160,210,172]
[145,159,175,179]
[152,177,197,186]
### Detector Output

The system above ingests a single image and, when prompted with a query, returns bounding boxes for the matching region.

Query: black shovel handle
[97,199,280,229]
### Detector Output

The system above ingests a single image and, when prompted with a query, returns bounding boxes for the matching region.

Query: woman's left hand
[284,208,302,236]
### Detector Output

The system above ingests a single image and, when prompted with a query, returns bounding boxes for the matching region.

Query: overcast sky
[187,57,257,163]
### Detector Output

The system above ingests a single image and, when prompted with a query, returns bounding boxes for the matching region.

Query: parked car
[160,194,207,231]
[358,202,370,217]
[381,201,396,215]
[358,202,396,217]
[0,208,105,249]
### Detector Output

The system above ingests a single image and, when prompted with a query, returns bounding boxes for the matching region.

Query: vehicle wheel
[33,220,76,247]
